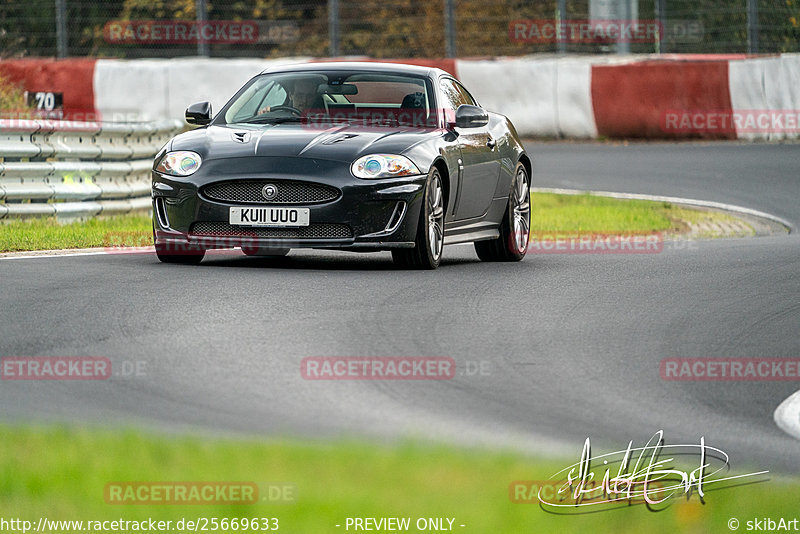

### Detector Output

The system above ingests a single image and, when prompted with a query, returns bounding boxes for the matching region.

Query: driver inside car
[258,78,323,115]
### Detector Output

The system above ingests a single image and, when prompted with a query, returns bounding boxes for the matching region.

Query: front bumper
[152,157,427,251]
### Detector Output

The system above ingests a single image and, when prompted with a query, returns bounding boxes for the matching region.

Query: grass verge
[531,192,752,236]
[0,214,152,252]
[0,425,796,533]
[0,193,751,253]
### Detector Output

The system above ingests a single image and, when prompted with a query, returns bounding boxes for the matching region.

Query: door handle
[487,135,496,149]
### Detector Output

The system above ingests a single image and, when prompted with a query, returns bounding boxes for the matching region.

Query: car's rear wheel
[392,167,444,270]
[474,162,530,262]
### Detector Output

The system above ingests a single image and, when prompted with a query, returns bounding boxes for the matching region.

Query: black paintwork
[152,61,530,252]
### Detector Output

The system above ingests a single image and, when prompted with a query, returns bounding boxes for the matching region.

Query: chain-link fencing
[0,0,798,59]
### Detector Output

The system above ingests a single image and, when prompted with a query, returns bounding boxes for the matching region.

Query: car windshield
[220,71,437,128]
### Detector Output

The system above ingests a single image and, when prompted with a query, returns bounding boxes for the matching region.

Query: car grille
[201,180,341,205]
[190,222,353,239]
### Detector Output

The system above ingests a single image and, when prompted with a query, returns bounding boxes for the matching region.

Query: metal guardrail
[0,119,183,220]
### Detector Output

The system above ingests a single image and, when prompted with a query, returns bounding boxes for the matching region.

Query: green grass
[0,425,797,533]
[0,194,748,253]
[0,73,34,118]
[0,214,152,252]
[532,193,681,234]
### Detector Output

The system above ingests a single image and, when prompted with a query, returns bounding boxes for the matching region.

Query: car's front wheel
[242,247,290,257]
[154,244,205,264]
[392,167,444,270]
[474,162,530,262]
[153,225,205,264]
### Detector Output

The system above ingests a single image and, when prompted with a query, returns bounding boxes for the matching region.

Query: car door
[439,77,500,221]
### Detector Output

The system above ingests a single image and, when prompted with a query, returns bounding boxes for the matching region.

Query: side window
[439,78,465,111]
[453,81,477,107]
[439,78,466,123]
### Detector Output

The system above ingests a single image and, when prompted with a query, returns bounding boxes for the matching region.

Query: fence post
[444,0,456,58]
[329,0,340,57]
[196,0,209,57]
[55,0,68,58]
[557,0,567,54]
[654,0,666,53]
[618,0,631,54]
[747,0,759,53]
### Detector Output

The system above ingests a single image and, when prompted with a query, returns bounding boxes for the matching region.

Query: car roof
[260,61,449,79]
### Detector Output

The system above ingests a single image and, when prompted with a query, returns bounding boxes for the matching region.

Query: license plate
[229,207,310,227]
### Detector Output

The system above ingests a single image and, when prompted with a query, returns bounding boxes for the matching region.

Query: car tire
[154,244,205,265]
[392,167,444,270]
[153,225,205,264]
[242,248,290,257]
[474,162,530,262]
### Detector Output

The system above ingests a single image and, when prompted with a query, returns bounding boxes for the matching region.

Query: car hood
[170,123,442,163]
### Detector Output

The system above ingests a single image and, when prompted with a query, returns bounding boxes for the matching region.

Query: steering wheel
[269,105,302,115]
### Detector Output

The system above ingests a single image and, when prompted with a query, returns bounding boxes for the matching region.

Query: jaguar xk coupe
[152,61,531,269]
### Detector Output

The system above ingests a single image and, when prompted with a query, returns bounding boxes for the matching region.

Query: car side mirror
[185,102,212,125]
[454,104,488,128]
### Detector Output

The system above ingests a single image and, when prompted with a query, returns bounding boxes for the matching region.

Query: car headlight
[351,154,421,179]
[155,151,202,177]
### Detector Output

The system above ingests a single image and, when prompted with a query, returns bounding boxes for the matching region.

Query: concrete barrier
[729,56,800,141]
[0,59,97,121]
[457,57,599,138]
[592,59,735,139]
[458,58,558,137]
[93,57,312,122]
[3,54,799,140]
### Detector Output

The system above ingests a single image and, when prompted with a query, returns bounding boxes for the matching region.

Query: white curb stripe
[0,247,153,260]
[0,250,113,260]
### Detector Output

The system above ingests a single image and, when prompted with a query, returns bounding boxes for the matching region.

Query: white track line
[0,247,152,260]
[532,187,794,232]
[1,250,110,260]
[0,247,270,260]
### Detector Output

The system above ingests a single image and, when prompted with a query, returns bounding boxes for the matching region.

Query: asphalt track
[1,141,799,474]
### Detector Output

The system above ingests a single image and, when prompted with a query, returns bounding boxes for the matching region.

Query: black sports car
[152,61,531,269]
